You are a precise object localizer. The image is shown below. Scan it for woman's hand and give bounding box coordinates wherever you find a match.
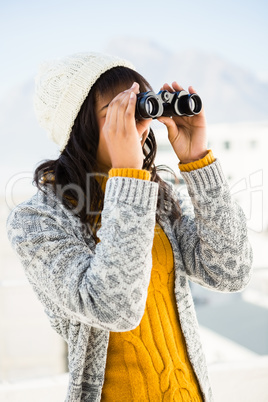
[103,82,152,170]
[158,82,208,164]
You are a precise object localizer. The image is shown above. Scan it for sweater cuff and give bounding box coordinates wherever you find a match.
[179,150,215,172]
[108,168,151,181]
[180,159,226,190]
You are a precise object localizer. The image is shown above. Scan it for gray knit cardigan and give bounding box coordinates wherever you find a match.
[6,160,252,401]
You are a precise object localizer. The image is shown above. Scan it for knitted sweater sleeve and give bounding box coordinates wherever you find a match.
[6,177,159,332]
[175,159,253,292]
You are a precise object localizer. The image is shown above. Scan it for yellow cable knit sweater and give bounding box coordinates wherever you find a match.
[101,151,215,401]
[101,222,202,401]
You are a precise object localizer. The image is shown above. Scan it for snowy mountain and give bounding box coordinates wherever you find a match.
[1,37,268,193]
[106,37,268,123]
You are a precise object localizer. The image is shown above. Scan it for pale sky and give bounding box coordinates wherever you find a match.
[1,0,268,97]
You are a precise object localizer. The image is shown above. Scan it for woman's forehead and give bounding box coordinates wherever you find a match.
[97,82,132,98]
[95,82,133,106]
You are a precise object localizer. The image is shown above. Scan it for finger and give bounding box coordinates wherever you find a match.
[188,85,197,94]
[105,91,123,128]
[125,92,137,134]
[105,99,119,136]
[162,83,174,92]
[131,82,140,94]
[116,92,133,134]
[124,81,140,95]
[109,82,139,112]
[157,116,179,140]
[158,116,176,128]
[106,85,134,131]
[105,82,140,136]
[105,90,129,134]
[171,81,184,92]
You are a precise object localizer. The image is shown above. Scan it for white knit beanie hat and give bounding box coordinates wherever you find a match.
[34,52,135,151]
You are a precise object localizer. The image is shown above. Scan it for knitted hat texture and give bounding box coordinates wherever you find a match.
[34,52,135,151]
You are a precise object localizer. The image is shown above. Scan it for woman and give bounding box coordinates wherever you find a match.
[6,52,252,401]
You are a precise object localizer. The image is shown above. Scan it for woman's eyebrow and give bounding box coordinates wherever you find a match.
[99,103,109,112]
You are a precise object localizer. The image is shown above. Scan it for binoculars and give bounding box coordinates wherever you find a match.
[135,90,202,119]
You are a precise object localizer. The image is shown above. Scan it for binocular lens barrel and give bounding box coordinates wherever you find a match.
[177,94,202,116]
[136,92,163,119]
[136,90,202,120]
[145,97,161,117]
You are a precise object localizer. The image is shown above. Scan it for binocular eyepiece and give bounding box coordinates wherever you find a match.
[135,90,202,120]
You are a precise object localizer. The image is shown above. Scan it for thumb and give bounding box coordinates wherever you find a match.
[158,116,178,139]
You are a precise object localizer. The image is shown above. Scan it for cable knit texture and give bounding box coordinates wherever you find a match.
[102,223,202,401]
[179,150,215,172]
[6,160,253,401]
[34,52,135,151]
[109,168,151,181]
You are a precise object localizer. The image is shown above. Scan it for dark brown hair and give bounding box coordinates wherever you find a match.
[34,66,180,241]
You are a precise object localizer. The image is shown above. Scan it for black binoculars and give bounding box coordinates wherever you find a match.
[135,90,202,119]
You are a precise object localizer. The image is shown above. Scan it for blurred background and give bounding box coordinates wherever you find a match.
[1,0,268,401]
